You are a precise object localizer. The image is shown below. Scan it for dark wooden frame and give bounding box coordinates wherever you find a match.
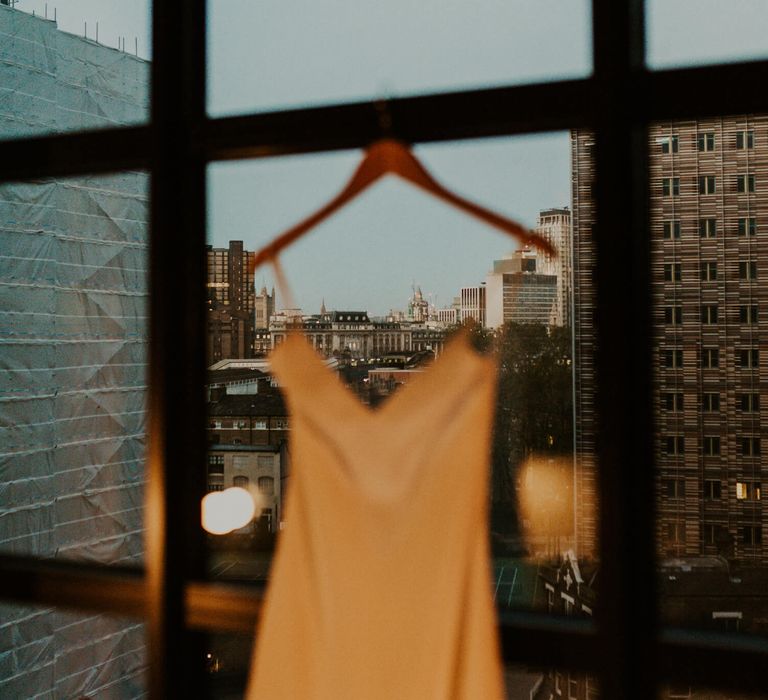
[1,0,768,697]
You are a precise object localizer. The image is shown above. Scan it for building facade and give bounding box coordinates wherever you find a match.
[0,6,148,698]
[573,117,768,563]
[460,284,487,326]
[536,207,573,328]
[207,385,290,534]
[485,250,559,329]
[207,240,256,362]
[269,310,446,358]
[254,284,275,331]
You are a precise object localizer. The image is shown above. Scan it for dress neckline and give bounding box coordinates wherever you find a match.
[269,329,495,423]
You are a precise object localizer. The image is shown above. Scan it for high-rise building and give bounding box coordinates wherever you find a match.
[206,241,256,362]
[572,117,768,563]
[484,249,559,329]
[460,284,486,326]
[536,208,573,328]
[255,283,276,330]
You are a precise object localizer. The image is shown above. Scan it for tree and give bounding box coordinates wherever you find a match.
[490,323,574,541]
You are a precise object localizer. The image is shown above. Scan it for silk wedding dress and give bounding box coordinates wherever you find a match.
[246,330,504,699]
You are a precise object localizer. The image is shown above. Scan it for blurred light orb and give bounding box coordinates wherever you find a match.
[201,487,256,534]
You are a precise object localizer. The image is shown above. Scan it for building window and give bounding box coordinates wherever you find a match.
[701,304,718,324]
[664,263,682,281]
[738,393,760,412]
[739,305,758,324]
[666,522,686,543]
[664,306,683,324]
[736,481,761,501]
[702,392,720,412]
[737,217,757,236]
[699,218,717,238]
[662,177,680,196]
[664,392,683,411]
[703,436,721,456]
[702,524,726,545]
[663,220,681,239]
[664,478,686,499]
[736,130,754,149]
[739,348,759,368]
[257,476,275,495]
[740,437,761,457]
[659,135,679,153]
[741,526,762,546]
[666,436,685,455]
[568,675,579,699]
[207,455,225,475]
[664,349,683,368]
[273,418,290,429]
[697,132,715,152]
[739,260,757,280]
[704,480,722,500]
[233,475,249,488]
[700,261,717,281]
[698,175,716,194]
[702,347,719,369]
[737,174,756,193]
[257,455,273,468]
[253,419,268,430]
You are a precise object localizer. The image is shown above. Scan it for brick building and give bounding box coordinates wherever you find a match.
[207,382,290,534]
[207,240,256,361]
[573,117,768,563]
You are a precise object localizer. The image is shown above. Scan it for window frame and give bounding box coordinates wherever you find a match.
[0,1,767,698]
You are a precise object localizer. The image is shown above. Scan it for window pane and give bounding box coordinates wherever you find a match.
[0,173,149,562]
[647,0,768,69]
[205,134,592,686]
[207,0,592,116]
[0,1,150,140]
[648,115,768,638]
[0,603,146,698]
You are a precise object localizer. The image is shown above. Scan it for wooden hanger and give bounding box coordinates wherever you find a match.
[250,138,555,272]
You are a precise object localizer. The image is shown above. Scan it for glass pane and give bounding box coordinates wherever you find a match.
[0,1,150,140]
[647,0,768,69]
[0,602,146,698]
[207,0,592,116]
[205,132,594,690]
[0,172,149,563]
[649,115,768,636]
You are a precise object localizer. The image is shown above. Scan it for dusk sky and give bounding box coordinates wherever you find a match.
[17,0,768,313]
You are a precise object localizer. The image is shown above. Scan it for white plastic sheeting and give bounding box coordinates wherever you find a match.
[0,6,149,698]
[0,5,148,138]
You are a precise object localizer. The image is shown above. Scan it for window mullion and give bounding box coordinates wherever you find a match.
[147,1,209,699]
[591,0,657,698]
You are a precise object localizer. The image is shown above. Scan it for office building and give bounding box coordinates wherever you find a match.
[536,208,573,328]
[572,117,768,563]
[460,285,487,326]
[207,241,256,362]
[484,249,559,329]
[255,283,276,330]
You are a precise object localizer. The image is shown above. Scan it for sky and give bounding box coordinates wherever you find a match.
[14,0,768,314]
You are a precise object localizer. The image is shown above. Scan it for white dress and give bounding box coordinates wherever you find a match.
[246,331,504,699]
